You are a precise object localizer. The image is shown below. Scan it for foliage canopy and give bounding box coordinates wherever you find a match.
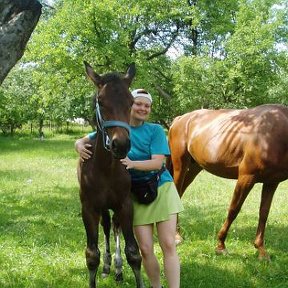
[0,0,287,133]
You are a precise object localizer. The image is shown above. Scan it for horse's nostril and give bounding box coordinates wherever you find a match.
[111,138,130,158]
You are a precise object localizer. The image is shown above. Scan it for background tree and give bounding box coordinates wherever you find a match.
[172,0,288,112]
[0,0,287,134]
[0,0,42,85]
[23,0,192,128]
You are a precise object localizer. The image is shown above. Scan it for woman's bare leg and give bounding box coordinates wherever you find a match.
[157,214,180,288]
[134,224,161,288]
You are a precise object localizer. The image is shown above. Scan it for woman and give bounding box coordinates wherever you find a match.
[75,89,184,288]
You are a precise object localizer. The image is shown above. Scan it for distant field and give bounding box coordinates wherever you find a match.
[0,134,287,287]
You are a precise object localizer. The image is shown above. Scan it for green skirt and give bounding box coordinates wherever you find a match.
[133,181,184,226]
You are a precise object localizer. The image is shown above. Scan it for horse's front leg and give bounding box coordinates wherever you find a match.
[101,210,112,278]
[112,215,123,282]
[117,201,144,288]
[254,182,278,260]
[216,175,255,255]
[175,161,202,244]
[82,206,101,288]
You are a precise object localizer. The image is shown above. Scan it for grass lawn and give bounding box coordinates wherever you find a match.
[0,134,288,287]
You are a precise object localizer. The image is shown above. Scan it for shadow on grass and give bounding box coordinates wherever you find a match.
[0,185,141,287]
[181,259,254,288]
[179,202,288,259]
[1,136,288,287]
[0,169,35,182]
[0,137,77,158]
[0,185,83,249]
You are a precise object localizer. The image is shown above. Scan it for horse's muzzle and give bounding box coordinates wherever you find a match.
[111,137,131,159]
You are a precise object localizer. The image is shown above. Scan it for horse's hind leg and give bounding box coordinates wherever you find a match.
[82,206,101,288]
[254,182,278,260]
[101,210,112,277]
[116,204,144,288]
[112,215,123,282]
[175,159,202,244]
[182,162,202,194]
[216,175,255,255]
[171,149,192,198]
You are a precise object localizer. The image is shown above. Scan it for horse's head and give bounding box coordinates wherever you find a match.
[84,61,135,159]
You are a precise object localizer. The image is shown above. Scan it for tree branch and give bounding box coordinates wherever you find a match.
[146,24,180,60]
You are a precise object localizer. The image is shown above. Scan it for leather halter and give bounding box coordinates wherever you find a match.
[95,99,131,151]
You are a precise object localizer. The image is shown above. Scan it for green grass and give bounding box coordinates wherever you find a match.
[1,134,288,287]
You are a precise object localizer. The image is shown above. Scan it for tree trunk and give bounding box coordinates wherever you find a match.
[38,117,44,138]
[0,0,42,85]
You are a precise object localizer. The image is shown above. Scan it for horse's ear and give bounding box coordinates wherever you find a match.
[124,62,136,86]
[84,61,103,88]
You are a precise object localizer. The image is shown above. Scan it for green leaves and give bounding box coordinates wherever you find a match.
[0,0,287,134]
[171,0,288,112]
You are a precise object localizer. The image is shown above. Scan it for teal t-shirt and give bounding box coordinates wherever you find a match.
[88,122,173,185]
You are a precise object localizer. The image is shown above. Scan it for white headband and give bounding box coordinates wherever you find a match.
[131,89,152,103]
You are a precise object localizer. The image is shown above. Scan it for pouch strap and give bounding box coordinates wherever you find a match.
[156,166,166,180]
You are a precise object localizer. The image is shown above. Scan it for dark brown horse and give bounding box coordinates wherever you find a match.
[168,104,288,260]
[78,62,144,287]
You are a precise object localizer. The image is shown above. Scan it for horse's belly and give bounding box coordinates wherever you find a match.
[255,163,288,183]
[201,162,239,179]
[189,140,242,180]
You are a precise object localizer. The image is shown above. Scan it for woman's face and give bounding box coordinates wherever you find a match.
[130,96,151,122]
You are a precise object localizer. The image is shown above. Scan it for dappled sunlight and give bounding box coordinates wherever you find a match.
[1,136,288,287]
[177,170,288,286]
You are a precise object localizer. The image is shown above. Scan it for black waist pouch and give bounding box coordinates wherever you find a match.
[131,167,165,204]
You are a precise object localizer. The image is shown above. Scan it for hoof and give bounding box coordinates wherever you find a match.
[175,233,183,245]
[258,253,271,262]
[215,248,228,256]
[257,247,271,262]
[101,272,109,278]
[115,272,123,282]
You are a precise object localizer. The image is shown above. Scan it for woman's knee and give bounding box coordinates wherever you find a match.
[159,237,177,255]
[138,242,154,258]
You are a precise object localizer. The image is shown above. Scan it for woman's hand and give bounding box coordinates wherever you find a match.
[75,138,93,162]
[120,155,164,171]
[120,157,134,169]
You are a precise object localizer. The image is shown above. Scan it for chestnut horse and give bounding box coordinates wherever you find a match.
[78,62,144,287]
[168,104,288,260]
